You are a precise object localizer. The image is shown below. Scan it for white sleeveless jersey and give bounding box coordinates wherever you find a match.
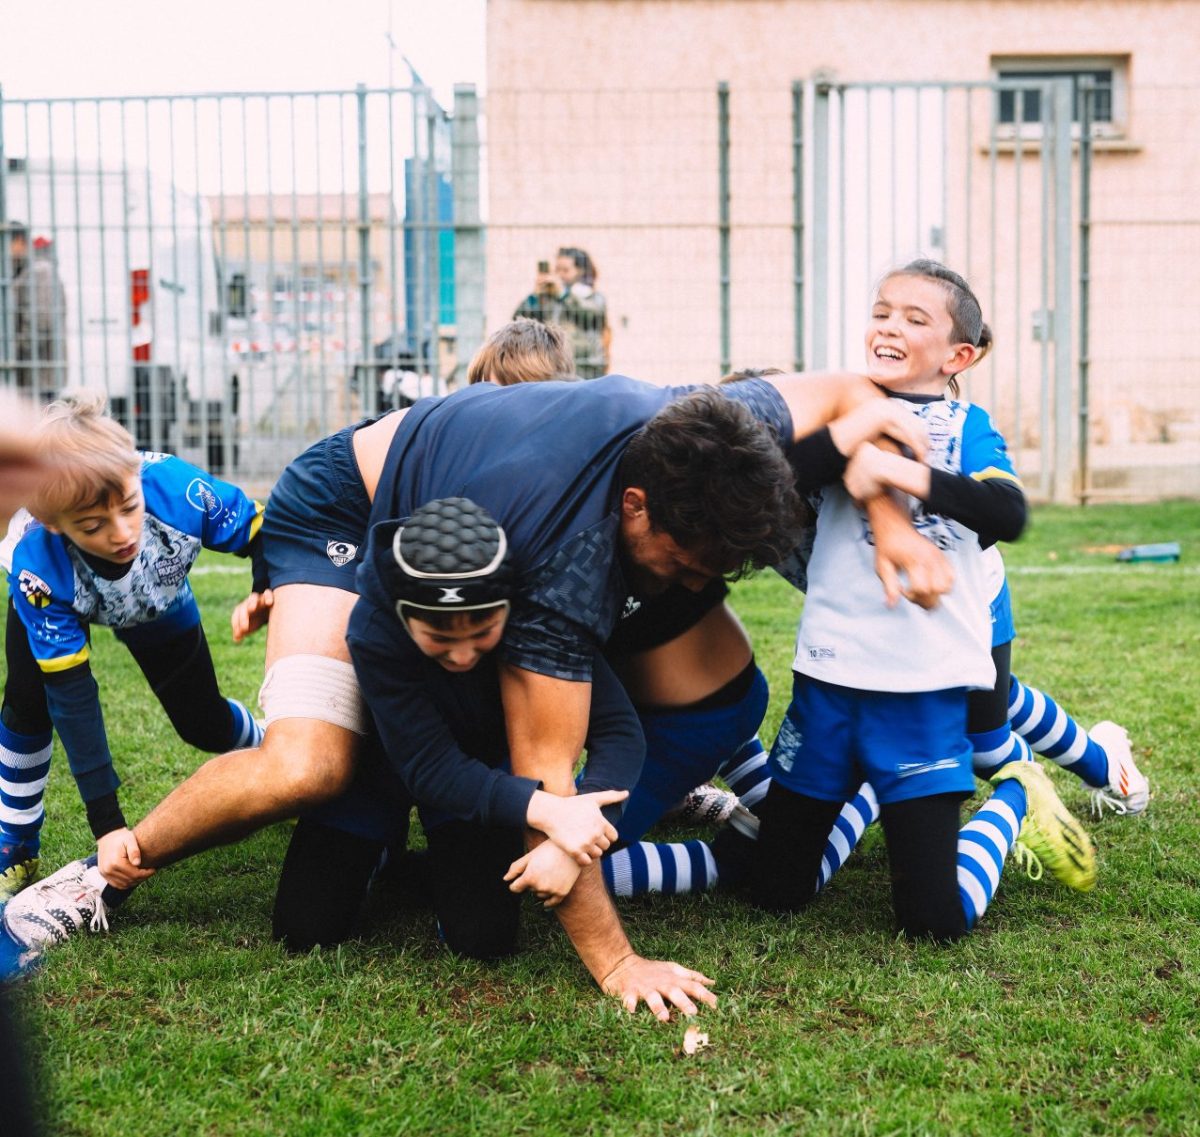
[795,396,1019,693]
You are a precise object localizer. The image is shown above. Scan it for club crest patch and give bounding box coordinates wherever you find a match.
[17,569,52,608]
[326,540,358,567]
[186,478,224,519]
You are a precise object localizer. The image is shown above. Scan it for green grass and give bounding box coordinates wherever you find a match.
[5,500,1200,1136]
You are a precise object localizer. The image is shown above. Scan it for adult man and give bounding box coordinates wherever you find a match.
[5,371,944,1016]
[8,224,67,400]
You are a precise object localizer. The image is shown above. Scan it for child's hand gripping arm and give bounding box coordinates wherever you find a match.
[503,839,583,908]
[525,787,627,865]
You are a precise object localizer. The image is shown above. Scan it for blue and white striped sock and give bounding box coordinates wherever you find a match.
[226,698,265,750]
[717,735,771,810]
[603,783,882,899]
[1008,676,1108,788]
[602,839,718,898]
[957,778,1026,929]
[0,719,53,845]
[969,723,1035,780]
[817,782,880,892]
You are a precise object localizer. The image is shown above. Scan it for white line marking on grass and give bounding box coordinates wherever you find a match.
[1007,564,1197,576]
[190,565,253,576]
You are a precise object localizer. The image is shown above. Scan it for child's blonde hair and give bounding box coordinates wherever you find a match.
[27,390,141,521]
[466,318,576,386]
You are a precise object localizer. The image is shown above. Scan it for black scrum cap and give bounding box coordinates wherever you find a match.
[387,497,513,616]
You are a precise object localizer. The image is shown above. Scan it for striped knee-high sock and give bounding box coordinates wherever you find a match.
[226,698,265,750]
[0,719,53,846]
[969,723,1035,780]
[957,778,1026,930]
[602,783,882,899]
[817,782,880,892]
[717,735,771,810]
[602,839,718,898]
[1008,676,1108,788]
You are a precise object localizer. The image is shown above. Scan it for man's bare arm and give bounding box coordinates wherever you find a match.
[767,370,927,455]
[498,663,717,1018]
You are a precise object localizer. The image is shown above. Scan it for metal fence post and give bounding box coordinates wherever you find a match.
[1077,77,1094,505]
[717,82,731,377]
[356,83,374,414]
[0,84,11,384]
[452,84,484,387]
[791,81,805,373]
[811,79,832,369]
[1051,79,1074,504]
[424,93,442,393]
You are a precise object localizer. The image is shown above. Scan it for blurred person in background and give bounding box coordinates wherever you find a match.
[8,224,67,403]
[0,388,50,1137]
[514,247,609,378]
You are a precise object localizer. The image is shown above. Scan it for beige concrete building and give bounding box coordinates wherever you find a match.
[485,0,1200,498]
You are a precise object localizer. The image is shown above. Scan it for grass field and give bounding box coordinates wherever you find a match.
[4,500,1199,1136]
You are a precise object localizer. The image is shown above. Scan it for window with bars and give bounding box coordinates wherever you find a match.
[992,57,1128,137]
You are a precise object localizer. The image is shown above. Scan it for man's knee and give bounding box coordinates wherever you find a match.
[258,724,358,810]
[255,652,367,809]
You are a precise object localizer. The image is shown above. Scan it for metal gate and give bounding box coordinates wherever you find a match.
[0,84,482,489]
[804,78,1077,501]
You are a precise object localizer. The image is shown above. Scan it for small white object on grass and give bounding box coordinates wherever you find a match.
[682,1024,710,1056]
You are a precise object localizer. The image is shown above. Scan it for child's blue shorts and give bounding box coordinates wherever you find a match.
[768,673,975,806]
[990,578,1015,647]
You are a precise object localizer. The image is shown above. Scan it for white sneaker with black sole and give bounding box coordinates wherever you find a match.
[2,858,110,973]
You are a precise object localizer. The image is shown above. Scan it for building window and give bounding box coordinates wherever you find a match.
[992,56,1128,138]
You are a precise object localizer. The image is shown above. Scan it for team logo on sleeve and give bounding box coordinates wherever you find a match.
[17,569,52,609]
[326,540,358,567]
[186,478,224,519]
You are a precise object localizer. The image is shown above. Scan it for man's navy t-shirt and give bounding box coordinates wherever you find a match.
[367,374,792,681]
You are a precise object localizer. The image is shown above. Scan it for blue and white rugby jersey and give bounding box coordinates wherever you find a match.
[795,395,1020,694]
[9,453,264,673]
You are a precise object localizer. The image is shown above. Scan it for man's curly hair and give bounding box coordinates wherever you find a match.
[618,389,805,579]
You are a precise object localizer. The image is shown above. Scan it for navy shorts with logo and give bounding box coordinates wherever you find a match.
[261,422,373,593]
[767,673,975,806]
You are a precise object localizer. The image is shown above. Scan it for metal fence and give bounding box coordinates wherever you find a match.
[3,78,1196,501]
[0,84,478,490]
[487,78,1199,503]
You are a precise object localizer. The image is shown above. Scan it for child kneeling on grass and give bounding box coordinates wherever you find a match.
[0,391,265,905]
[749,260,1097,939]
[273,495,637,958]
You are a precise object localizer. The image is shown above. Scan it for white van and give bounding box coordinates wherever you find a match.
[1,157,239,472]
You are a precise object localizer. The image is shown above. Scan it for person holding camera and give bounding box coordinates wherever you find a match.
[513,247,609,378]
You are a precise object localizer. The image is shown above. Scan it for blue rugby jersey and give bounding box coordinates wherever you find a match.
[346,517,645,827]
[7,453,263,808]
[10,453,263,673]
[367,374,792,683]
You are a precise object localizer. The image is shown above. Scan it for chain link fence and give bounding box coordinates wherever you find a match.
[0,84,464,491]
[3,78,1196,501]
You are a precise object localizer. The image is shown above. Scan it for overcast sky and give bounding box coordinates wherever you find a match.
[1,0,486,106]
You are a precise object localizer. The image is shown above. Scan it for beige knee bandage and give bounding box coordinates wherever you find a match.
[258,654,369,735]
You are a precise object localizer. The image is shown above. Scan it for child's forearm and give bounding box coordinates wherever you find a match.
[864,448,932,500]
[927,470,1027,544]
[42,665,125,837]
